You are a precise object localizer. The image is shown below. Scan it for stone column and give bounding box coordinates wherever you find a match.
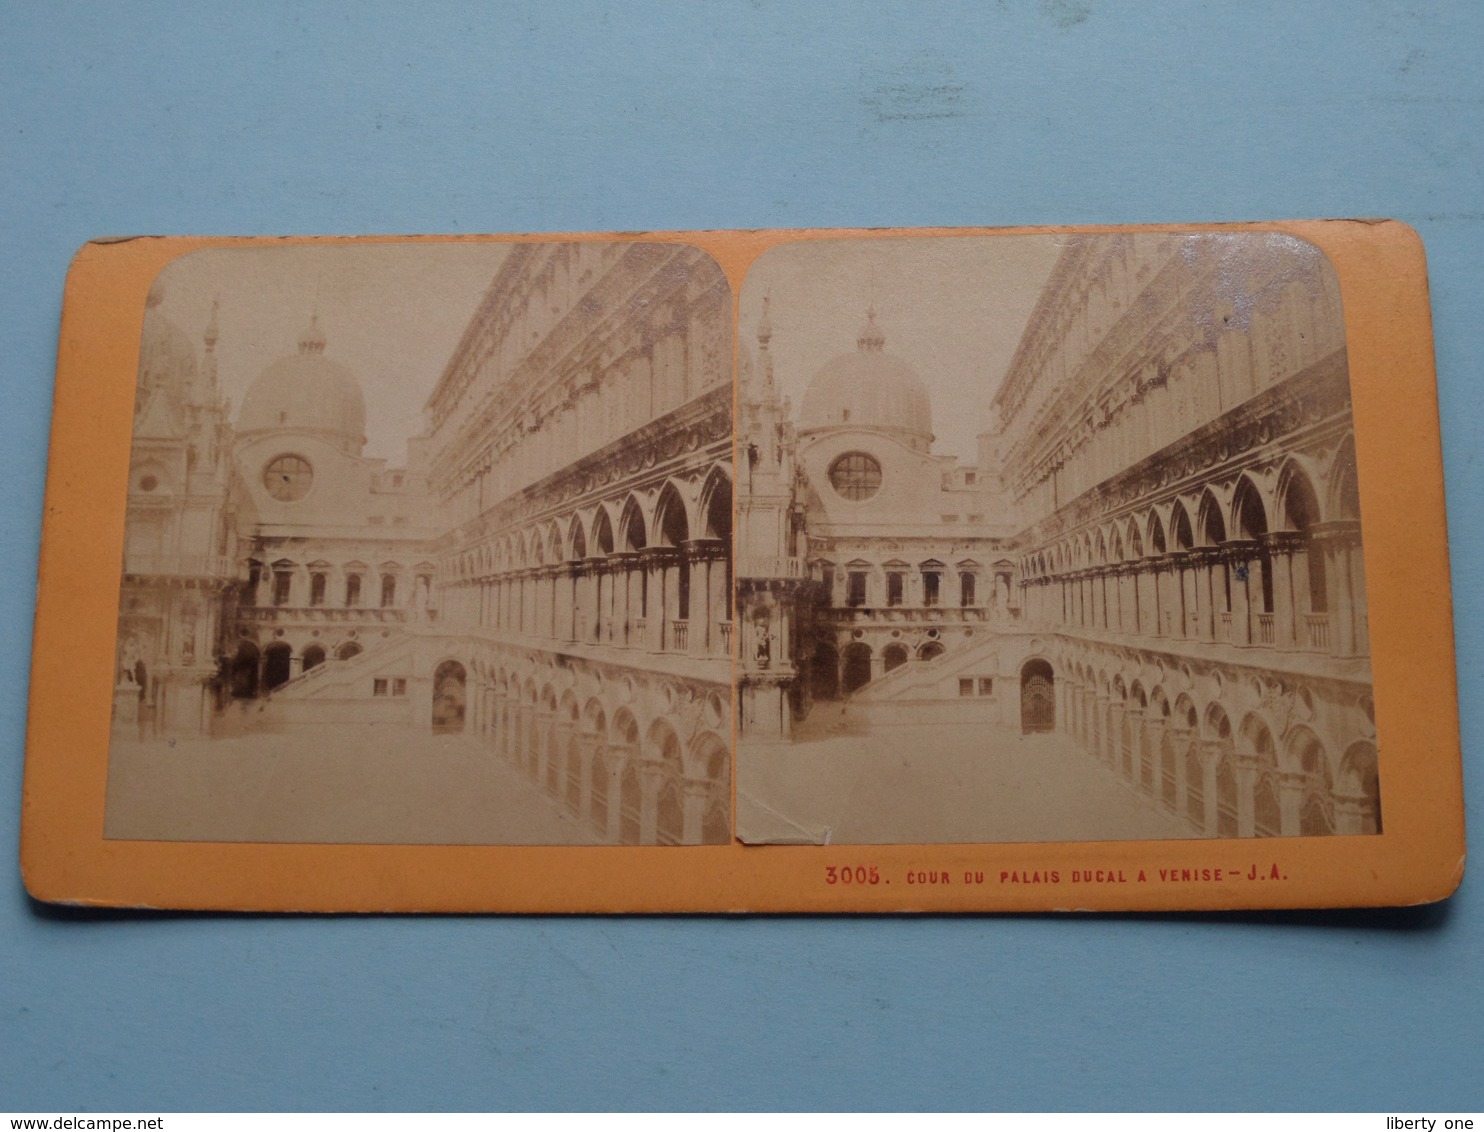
[684,538,725,656]
[1313,521,1364,656]
[1278,769,1307,836]
[639,760,664,846]
[1234,753,1259,837]
[1169,725,1193,816]
[560,563,578,640]
[1122,705,1144,782]
[1145,715,1167,796]
[1263,531,1303,650]
[681,778,711,845]
[578,736,599,825]
[584,557,607,642]
[1224,540,1261,646]
[1108,700,1126,773]
[1199,740,1224,837]
[604,748,630,844]
[1334,790,1377,836]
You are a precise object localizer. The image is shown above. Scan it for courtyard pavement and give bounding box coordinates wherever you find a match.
[104,723,602,844]
[737,714,1195,844]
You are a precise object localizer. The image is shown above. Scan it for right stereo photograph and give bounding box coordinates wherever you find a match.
[734,232,1377,846]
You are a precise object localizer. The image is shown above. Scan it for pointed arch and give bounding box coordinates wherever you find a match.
[1170,500,1194,551]
[1231,475,1269,541]
[1147,510,1167,555]
[591,506,616,556]
[654,480,691,548]
[1329,433,1361,522]
[618,494,647,552]
[568,513,588,561]
[699,464,733,542]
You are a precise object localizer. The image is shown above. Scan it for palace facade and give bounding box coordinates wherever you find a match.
[737,232,1379,839]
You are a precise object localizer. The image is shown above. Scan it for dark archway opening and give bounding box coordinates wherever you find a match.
[1020,658,1055,734]
[230,641,260,699]
[263,643,292,693]
[842,642,872,695]
[432,660,467,734]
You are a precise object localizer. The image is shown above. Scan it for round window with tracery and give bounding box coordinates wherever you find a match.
[263,454,313,501]
[828,452,882,501]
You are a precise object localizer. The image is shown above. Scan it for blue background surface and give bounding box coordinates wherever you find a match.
[2,1,1481,1112]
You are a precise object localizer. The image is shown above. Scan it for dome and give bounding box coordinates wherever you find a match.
[236,314,367,454]
[797,308,933,447]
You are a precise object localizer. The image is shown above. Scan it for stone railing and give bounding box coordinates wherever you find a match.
[123,553,236,579]
[737,556,805,579]
[1304,612,1331,650]
[241,606,409,624]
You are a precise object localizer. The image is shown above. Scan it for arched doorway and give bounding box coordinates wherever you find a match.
[263,642,292,692]
[336,640,363,662]
[301,644,326,673]
[842,642,872,694]
[810,643,840,702]
[230,641,260,699]
[882,643,908,673]
[432,660,467,734]
[1020,658,1055,734]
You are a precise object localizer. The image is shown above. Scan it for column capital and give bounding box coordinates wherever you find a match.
[1310,519,1363,547]
[682,537,728,562]
[1259,530,1306,554]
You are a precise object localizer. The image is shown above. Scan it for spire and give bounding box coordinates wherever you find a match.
[856,304,886,352]
[757,295,776,391]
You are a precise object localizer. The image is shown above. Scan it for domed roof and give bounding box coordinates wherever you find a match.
[236,314,367,454]
[798,308,933,446]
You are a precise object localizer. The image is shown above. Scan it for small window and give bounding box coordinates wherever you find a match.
[846,571,868,608]
[345,575,362,607]
[139,474,159,492]
[309,573,327,607]
[373,678,388,697]
[960,572,976,607]
[272,571,292,606]
[959,678,974,697]
[978,677,994,696]
[381,575,397,607]
[392,678,407,696]
[923,572,941,607]
[964,472,977,485]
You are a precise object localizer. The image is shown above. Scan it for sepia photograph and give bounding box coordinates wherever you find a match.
[735,232,1379,844]
[105,239,734,845]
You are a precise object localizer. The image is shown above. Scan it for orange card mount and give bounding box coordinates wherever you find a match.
[20,222,1465,912]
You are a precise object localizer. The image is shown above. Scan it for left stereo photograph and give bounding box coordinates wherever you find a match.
[103,240,735,846]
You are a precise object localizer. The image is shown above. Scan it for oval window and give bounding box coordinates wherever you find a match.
[828,452,882,501]
[264,454,314,501]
